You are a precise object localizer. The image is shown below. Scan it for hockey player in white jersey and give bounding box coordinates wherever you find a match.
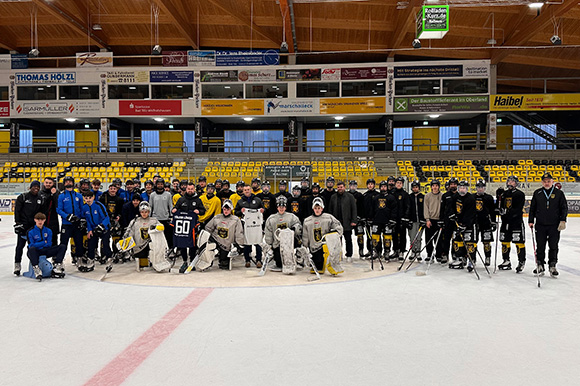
[121,201,171,272]
[302,197,344,275]
[205,200,246,270]
[264,196,302,273]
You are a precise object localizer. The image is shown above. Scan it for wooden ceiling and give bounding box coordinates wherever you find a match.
[0,0,579,92]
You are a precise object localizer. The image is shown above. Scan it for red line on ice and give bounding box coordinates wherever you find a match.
[83,287,213,386]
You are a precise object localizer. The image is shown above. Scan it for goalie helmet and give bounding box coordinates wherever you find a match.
[139,201,151,212]
[276,195,288,207]
[312,197,325,209]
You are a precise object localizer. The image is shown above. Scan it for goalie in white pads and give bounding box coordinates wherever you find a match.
[205,199,245,270]
[122,201,171,272]
[302,197,344,275]
[264,196,302,273]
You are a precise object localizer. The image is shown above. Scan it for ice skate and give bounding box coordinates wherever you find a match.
[346,256,353,263]
[466,259,474,273]
[416,253,422,262]
[383,251,391,261]
[52,263,66,278]
[515,261,525,273]
[449,258,464,269]
[549,266,559,277]
[179,261,188,273]
[409,252,416,261]
[270,265,283,272]
[399,251,404,261]
[484,256,491,266]
[440,255,448,264]
[33,265,43,281]
[498,259,512,270]
[388,251,398,261]
[14,262,21,276]
[533,265,545,276]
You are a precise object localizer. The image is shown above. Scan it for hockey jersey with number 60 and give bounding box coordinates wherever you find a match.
[171,212,198,248]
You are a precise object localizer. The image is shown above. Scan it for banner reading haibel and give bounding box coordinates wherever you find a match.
[319,97,386,115]
[490,94,580,111]
[201,100,264,116]
[76,52,113,67]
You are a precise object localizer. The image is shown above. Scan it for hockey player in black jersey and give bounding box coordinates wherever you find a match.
[371,181,397,260]
[257,180,276,223]
[391,177,410,261]
[349,180,367,258]
[449,180,477,271]
[275,180,292,200]
[287,185,303,221]
[497,176,527,272]
[362,178,379,258]
[474,179,496,266]
[320,176,336,204]
[440,177,459,264]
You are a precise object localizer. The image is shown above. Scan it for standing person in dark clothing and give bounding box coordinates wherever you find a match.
[391,177,410,261]
[497,175,527,273]
[275,180,292,200]
[349,180,367,258]
[217,179,234,204]
[371,181,397,260]
[320,176,336,204]
[173,182,205,270]
[257,180,276,223]
[474,179,496,266]
[40,177,60,245]
[328,181,357,262]
[287,185,303,221]
[424,179,443,262]
[408,180,425,261]
[362,178,379,258]
[121,193,142,229]
[57,176,85,265]
[449,180,477,271]
[234,184,264,268]
[440,177,458,265]
[300,177,312,204]
[13,181,44,276]
[387,176,396,193]
[529,172,568,277]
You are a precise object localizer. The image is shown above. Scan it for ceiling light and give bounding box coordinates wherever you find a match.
[82,87,89,90]
[176,85,183,88]
[154,118,165,122]
[429,114,440,119]
[550,35,562,45]
[335,123,340,127]
[376,83,383,86]
[84,124,90,128]
[224,86,231,89]
[65,118,77,122]
[412,39,421,49]
[129,86,136,90]
[487,39,497,45]
[320,89,327,93]
[168,124,174,129]
[92,24,102,31]
[423,121,429,125]
[497,118,503,123]
[152,45,162,55]
[0,124,5,128]
[28,48,39,58]
[243,117,254,122]
[37,87,44,91]
[334,116,345,121]
[528,2,544,8]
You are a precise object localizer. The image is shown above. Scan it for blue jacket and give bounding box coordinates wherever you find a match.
[57,189,84,225]
[27,225,52,249]
[141,191,151,202]
[92,189,103,201]
[81,201,110,232]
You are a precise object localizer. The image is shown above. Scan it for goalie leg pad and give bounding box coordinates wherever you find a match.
[278,228,297,275]
[196,243,216,271]
[324,232,344,276]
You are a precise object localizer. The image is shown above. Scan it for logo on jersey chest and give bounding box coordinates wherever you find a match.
[291,202,299,213]
[277,222,288,229]
[140,227,150,240]
[379,198,386,208]
[264,199,270,209]
[217,227,229,239]
[314,227,322,242]
[505,197,512,209]
[476,200,483,211]
[456,201,463,214]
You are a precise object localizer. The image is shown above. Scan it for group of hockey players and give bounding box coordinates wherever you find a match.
[11,169,567,281]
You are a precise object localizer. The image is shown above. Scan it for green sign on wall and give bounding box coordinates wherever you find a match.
[416,5,449,39]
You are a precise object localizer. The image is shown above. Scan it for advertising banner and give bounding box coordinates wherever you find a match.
[162,51,188,67]
[277,69,321,81]
[106,70,149,83]
[394,65,462,78]
[200,70,238,82]
[341,67,388,80]
[238,69,276,82]
[321,68,341,80]
[0,55,11,70]
[76,52,113,67]
[487,113,497,149]
[14,101,100,117]
[0,196,16,213]
[319,97,386,114]
[150,70,194,83]
[0,102,9,117]
[2,54,28,69]
[215,50,279,66]
[417,5,449,39]
[119,100,182,116]
[394,95,489,113]
[201,100,264,116]
[188,51,216,67]
[193,72,201,110]
[264,165,311,179]
[100,118,110,149]
[15,72,76,84]
[463,62,489,78]
[490,94,580,111]
[265,99,317,115]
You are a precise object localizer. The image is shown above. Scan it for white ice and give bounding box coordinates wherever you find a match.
[1,215,580,386]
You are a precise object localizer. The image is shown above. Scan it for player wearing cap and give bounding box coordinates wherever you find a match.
[205,199,245,270]
[529,172,568,277]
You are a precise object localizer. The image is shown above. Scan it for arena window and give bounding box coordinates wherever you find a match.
[19,129,33,153]
[57,130,75,152]
[395,80,440,96]
[513,124,555,150]
[349,128,369,151]
[297,82,339,98]
[108,85,150,99]
[307,129,325,152]
[393,127,412,151]
[202,84,243,99]
[17,85,57,100]
[342,81,386,97]
[442,78,488,94]
[0,86,7,100]
[59,85,99,100]
[246,83,288,99]
[224,130,283,153]
[439,126,460,151]
[151,84,193,99]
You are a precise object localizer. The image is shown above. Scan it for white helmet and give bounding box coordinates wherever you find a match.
[139,201,151,212]
[312,197,325,209]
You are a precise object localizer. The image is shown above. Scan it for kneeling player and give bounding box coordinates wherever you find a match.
[264,196,302,272]
[302,197,343,274]
[449,181,477,271]
[205,200,245,269]
[27,212,67,280]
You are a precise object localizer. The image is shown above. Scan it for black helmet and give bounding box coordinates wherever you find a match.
[63,176,74,184]
[458,180,469,187]
[80,178,90,186]
[198,176,207,182]
[430,179,440,186]
[112,178,122,186]
[396,176,405,183]
[145,180,154,186]
[252,177,261,183]
[236,180,245,187]
[215,179,223,185]
[506,175,519,184]
[292,185,301,191]
[411,180,420,188]
[261,180,270,186]
[301,176,309,182]
[279,180,287,186]
[164,182,171,188]
[475,179,486,188]
[379,180,388,187]
[156,178,165,185]
[326,176,335,182]
[448,177,459,185]
[387,176,396,182]
[349,180,357,186]
[206,183,215,190]
[366,178,376,185]
[312,182,320,189]
[222,179,230,186]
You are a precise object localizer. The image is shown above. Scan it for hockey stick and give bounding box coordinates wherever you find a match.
[416,227,442,276]
[405,225,427,271]
[307,253,321,281]
[493,196,502,274]
[531,226,541,288]
[398,225,424,271]
[454,221,479,280]
[474,248,492,278]
[258,250,274,277]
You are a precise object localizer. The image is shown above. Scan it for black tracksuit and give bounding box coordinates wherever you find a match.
[440,189,458,260]
[40,187,60,245]
[454,192,477,261]
[371,192,398,256]
[529,186,568,267]
[257,192,276,222]
[392,188,410,255]
[14,191,44,264]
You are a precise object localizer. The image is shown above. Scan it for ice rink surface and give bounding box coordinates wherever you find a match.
[2,216,580,386]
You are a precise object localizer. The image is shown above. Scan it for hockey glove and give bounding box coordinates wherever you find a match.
[150,224,157,231]
[66,214,80,224]
[78,219,88,232]
[557,221,566,231]
[404,219,413,230]
[448,213,457,222]
[491,222,497,232]
[496,187,505,198]
[388,219,397,228]
[13,223,25,235]
[499,208,507,216]
[94,224,106,236]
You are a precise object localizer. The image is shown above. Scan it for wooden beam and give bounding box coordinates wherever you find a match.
[497,78,579,93]
[31,0,107,49]
[0,32,18,51]
[387,0,422,57]
[205,0,280,46]
[278,0,294,53]
[151,0,198,49]
[502,54,580,72]
[492,0,578,65]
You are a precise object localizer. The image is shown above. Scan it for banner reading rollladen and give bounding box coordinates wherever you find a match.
[201,100,264,116]
[491,94,580,111]
[319,97,386,115]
